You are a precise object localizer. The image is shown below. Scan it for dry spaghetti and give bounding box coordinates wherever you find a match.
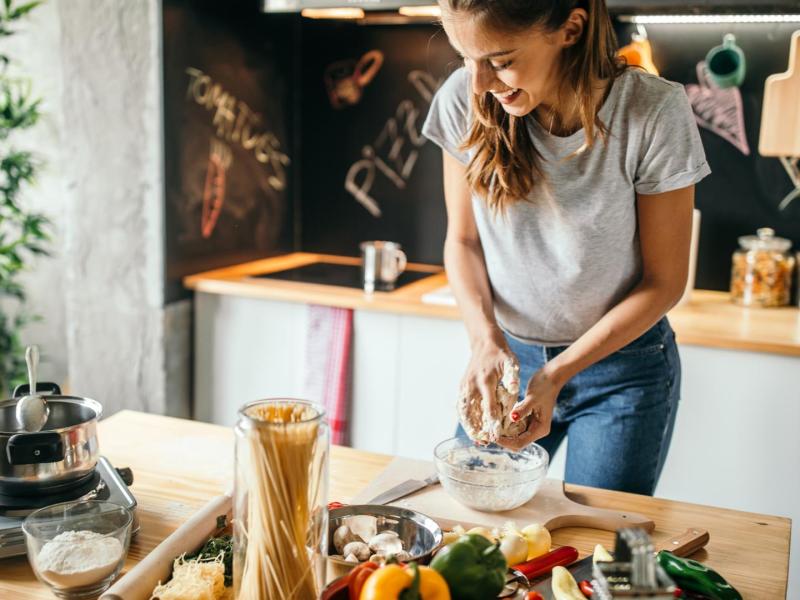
[234,401,327,600]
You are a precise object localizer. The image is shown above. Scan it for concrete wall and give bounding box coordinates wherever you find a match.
[5,0,189,417]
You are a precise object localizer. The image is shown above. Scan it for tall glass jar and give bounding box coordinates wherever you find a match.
[730,227,795,307]
[233,399,329,600]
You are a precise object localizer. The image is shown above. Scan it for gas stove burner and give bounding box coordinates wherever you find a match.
[0,456,137,558]
[0,471,103,513]
[0,468,100,499]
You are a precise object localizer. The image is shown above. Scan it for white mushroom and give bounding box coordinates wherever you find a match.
[344,553,360,563]
[345,515,378,543]
[393,550,412,562]
[343,541,371,561]
[369,554,385,564]
[369,532,404,556]
[333,525,358,554]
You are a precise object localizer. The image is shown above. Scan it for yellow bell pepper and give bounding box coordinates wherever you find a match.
[359,563,451,600]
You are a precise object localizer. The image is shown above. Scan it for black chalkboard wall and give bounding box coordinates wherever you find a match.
[163,3,800,298]
[614,22,800,291]
[163,0,296,302]
[298,23,456,265]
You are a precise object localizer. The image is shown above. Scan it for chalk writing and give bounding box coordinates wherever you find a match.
[185,67,290,191]
[686,61,750,156]
[345,70,443,217]
[201,139,232,238]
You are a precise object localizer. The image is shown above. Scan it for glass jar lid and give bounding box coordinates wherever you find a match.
[737,227,792,252]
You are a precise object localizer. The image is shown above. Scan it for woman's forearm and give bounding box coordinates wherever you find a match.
[444,236,502,349]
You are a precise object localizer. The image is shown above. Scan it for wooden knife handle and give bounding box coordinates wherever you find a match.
[655,527,710,557]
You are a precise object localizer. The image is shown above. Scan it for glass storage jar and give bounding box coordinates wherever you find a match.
[730,227,795,307]
[233,399,329,600]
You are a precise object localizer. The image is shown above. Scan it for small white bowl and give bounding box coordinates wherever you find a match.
[22,500,132,599]
[434,437,549,511]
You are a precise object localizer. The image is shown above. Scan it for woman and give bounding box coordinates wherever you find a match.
[422,0,709,495]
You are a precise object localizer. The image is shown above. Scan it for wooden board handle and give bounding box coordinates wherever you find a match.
[543,505,655,533]
[655,527,710,557]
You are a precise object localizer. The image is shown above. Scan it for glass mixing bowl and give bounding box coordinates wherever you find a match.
[433,437,549,512]
[22,500,132,599]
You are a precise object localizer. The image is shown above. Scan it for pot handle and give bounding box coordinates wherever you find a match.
[6,432,65,465]
[13,382,62,398]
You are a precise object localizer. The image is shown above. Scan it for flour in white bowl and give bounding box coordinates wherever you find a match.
[36,530,124,588]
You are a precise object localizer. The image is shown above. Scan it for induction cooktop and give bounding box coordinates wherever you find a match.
[250,261,439,290]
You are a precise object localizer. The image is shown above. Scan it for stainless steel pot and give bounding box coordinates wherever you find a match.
[0,383,102,494]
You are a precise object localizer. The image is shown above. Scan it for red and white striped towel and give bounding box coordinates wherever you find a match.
[303,305,354,445]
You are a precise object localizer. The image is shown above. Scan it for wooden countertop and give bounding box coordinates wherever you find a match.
[0,411,790,599]
[184,252,800,357]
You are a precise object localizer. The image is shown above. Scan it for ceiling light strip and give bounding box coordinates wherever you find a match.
[398,5,441,18]
[300,7,365,19]
[621,14,800,24]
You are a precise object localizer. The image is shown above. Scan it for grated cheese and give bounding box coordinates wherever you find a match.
[150,554,230,600]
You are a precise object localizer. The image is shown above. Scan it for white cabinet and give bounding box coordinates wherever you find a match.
[394,316,471,457]
[194,293,308,425]
[194,293,470,456]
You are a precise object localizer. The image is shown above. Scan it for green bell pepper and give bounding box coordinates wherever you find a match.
[657,550,742,600]
[430,533,507,600]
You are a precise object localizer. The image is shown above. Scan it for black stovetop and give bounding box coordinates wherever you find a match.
[250,261,438,291]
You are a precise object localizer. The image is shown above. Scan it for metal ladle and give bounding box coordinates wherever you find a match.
[15,345,49,432]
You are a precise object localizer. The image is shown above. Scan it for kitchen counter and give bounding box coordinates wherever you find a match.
[0,411,790,599]
[184,252,800,357]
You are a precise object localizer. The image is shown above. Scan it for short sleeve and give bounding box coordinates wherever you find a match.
[422,67,472,165]
[634,86,711,194]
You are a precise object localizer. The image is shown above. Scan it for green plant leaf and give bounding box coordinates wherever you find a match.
[10,2,41,19]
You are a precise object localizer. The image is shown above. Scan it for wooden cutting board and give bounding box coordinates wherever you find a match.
[352,457,654,533]
[759,29,800,156]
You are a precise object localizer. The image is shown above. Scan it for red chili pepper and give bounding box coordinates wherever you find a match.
[512,546,580,580]
[527,592,545,600]
[579,579,593,597]
[347,561,380,600]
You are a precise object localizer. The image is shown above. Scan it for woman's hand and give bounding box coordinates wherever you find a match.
[497,366,563,451]
[460,331,517,430]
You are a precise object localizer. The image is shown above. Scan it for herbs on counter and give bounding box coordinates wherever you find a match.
[186,534,232,587]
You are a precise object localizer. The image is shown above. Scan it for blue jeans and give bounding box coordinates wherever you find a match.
[457,318,680,496]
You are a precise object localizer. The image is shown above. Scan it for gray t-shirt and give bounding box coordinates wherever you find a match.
[422,67,710,345]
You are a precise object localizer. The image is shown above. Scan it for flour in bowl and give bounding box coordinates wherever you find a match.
[37,530,124,588]
[439,444,547,511]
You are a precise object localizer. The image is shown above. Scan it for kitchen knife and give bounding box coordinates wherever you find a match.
[365,473,439,505]
[530,527,710,598]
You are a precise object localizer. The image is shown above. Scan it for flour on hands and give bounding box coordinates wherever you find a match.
[458,358,527,443]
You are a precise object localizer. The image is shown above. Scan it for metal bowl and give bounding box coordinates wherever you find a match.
[327,504,443,582]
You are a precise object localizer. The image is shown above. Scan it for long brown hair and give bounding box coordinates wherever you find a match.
[442,0,624,212]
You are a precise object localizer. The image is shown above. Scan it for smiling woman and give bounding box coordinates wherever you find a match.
[422,0,711,495]
[439,0,623,212]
